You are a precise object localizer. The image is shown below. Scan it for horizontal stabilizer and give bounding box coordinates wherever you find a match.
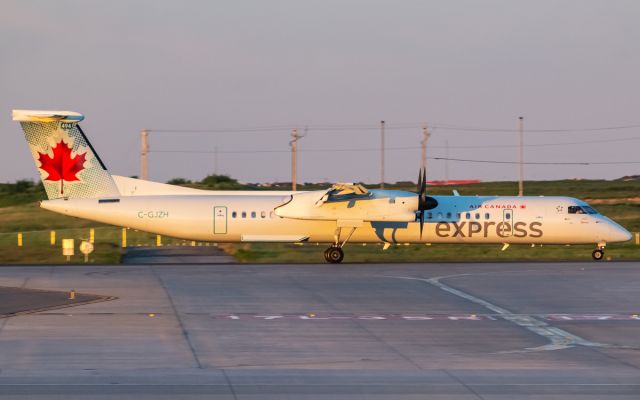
[12,110,84,122]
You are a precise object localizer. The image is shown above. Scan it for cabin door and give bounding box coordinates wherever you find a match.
[501,209,514,237]
[213,206,228,234]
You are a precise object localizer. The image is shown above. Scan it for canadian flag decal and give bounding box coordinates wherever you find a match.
[37,140,87,194]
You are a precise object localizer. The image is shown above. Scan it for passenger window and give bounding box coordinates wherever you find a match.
[261,211,266,218]
[241,211,246,218]
[465,212,471,219]
[426,212,432,219]
[251,211,256,218]
[269,211,274,218]
[456,213,461,219]
[475,213,480,219]
[437,212,443,219]
[505,213,511,220]
[485,213,490,220]
[232,211,237,218]
[446,212,452,219]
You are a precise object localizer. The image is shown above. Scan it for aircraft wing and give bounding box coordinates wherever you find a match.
[275,183,417,223]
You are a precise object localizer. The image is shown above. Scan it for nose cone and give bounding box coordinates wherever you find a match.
[607,220,632,243]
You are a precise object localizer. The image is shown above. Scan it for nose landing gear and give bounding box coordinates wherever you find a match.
[592,243,606,261]
[592,248,604,261]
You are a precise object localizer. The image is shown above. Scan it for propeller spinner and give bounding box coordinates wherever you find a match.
[416,168,438,238]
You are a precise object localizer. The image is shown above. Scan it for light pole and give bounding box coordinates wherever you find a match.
[380,120,385,188]
[445,139,450,182]
[140,129,149,180]
[421,124,431,175]
[290,128,298,191]
[518,116,524,196]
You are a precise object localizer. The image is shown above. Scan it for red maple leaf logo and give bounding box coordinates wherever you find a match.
[37,140,87,194]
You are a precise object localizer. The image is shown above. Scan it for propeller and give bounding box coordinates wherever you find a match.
[416,168,438,238]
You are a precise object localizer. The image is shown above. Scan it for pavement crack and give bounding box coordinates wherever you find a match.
[443,369,487,400]
[221,369,239,400]
[150,266,203,369]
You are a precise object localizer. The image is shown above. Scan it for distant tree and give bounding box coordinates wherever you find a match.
[12,179,35,193]
[199,174,243,189]
[167,178,192,185]
[200,174,237,186]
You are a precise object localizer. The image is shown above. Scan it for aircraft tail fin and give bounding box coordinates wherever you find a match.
[12,110,120,200]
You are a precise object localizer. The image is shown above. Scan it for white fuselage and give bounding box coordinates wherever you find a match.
[40,186,631,246]
[14,111,630,252]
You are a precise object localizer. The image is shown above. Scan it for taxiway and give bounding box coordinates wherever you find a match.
[0,261,638,399]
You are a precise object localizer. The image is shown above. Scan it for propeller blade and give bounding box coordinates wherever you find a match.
[415,167,433,239]
[419,168,426,210]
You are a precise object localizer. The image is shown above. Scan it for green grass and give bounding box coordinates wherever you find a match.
[0,227,160,264]
[0,226,210,264]
[0,178,639,264]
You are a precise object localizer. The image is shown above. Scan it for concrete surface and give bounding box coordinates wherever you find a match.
[0,262,638,398]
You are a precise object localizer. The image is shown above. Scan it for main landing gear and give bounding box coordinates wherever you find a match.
[324,225,357,264]
[324,246,344,263]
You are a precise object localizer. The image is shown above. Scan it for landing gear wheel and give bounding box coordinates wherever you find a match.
[592,249,604,261]
[324,246,344,264]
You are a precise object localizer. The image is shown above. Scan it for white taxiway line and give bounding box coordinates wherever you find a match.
[385,274,612,352]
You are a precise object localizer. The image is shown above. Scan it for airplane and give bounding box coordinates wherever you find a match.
[12,109,632,263]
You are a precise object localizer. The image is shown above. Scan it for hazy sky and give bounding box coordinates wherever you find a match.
[2,0,639,184]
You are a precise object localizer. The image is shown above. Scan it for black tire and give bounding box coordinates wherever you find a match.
[592,249,604,261]
[325,246,344,264]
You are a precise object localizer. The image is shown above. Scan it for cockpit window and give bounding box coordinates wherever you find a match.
[568,205,598,215]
